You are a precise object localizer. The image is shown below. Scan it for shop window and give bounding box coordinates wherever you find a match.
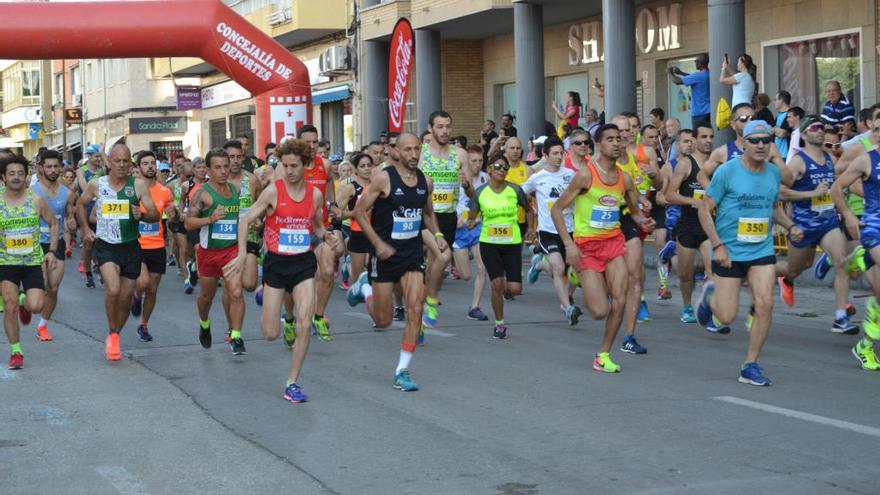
[666,57,697,129]
[230,113,254,146]
[554,74,588,128]
[209,118,227,150]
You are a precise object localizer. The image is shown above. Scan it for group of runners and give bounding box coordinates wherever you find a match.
[3,102,880,400]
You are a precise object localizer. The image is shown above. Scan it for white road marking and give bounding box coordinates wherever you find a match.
[95,465,151,495]
[714,396,880,438]
[342,312,455,336]
[0,369,17,380]
[424,328,455,337]
[35,405,68,426]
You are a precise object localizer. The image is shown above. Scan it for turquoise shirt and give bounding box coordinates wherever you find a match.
[706,157,781,262]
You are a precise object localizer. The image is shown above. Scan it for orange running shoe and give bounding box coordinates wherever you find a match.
[36,323,53,342]
[777,277,795,307]
[105,332,121,361]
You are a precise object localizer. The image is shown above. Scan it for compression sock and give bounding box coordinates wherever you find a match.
[10,342,21,354]
[200,318,211,330]
[229,329,241,340]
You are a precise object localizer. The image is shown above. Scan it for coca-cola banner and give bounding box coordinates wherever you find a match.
[387,18,414,133]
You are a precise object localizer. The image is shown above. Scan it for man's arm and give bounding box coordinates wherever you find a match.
[421,176,446,252]
[183,188,219,231]
[665,160,699,208]
[37,196,59,254]
[352,168,388,251]
[832,154,870,240]
[134,178,159,222]
[552,169,589,254]
[697,146,726,188]
[236,183,273,258]
[75,181,97,238]
[777,156,816,200]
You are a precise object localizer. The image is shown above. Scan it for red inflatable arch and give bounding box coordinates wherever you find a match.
[0,0,311,156]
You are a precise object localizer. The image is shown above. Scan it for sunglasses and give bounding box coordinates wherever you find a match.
[571,140,590,146]
[388,143,397,148]
[735,115,752,122]
[823,142,841,150]
[806,123,824,132]
[745,136,773,145]
[488,162,510,171]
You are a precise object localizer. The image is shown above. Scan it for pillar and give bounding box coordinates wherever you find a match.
[364,39,389,142]
[602,0,636,118]
[708,0,745,144]
[416,29,442,132]
[514,2,545,140]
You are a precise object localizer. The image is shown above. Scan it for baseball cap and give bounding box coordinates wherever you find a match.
[158,162,171,172]
[799,114,822,132]
[742,120,772,138]
[85,144,100,155]
[330,154,343,163]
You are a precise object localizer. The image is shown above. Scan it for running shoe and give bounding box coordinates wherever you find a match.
[283,383,309,403]
[493,323,508,339]
[694,270,707,283]
[184,280,194,295]
[347,271,369,307]
[229,337,246,355]
[136,324,153,342]
[503,292,515,301]
[527,254,542,284]
[8,352,23,370]
[696,281,715,327]
[187,261,199,287]
[105,332,121,361]
[706,318,731,335]
[422,299,438,328]
[167,254,177,267]
[199,324,211,349]
[847,303,857,317]
[312,315,332,342]
[620,335,647,354]
[657,287,672,300]
[85,274,96,289]
[636,300,652,322]
[592,352,621,373]
[36,323,53,341]
[658,240,677,264]
[852,338,880,371]
[777,276,795,307]
[680,305,696,323]
[831,316,859,335]
[17,297,31,326]
[339,279,351,290]
[844,245,867,275]
[739,362,771,386]
[813,253,832,281]
[64,246,72,259]
[340,255,350,284]
[865,297,880,340]
[393,306,406,321]
[255,285,263,307]
[393,369,419,391]
[77,260,85,278]
[467,307,489,321]
[565,305,582,326]
[418,326,425,346]
[130,293,143,318]
[283,319,296,350]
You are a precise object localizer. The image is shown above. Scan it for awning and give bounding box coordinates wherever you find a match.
[312,85,350,105]
[47,142,81,152]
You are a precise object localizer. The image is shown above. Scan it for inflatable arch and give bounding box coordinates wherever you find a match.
[0,0,311,156]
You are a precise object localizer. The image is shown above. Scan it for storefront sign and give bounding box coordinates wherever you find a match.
[387,18,414,134]
[130,117,187,134]
[176,86,202,110]
[64,108,82,124]
[568,2,681,66]
[201,80,252,109]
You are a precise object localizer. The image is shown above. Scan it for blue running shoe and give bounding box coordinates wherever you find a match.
[814,253,832,281]
[347,271,370,307]
[527,254,542,284]
[184,280,194,295]
[620,335,647,354]
[680,305,697,323]
[341,255,350,283]
[738,362,771,386]
[283,383,309,403]
[467,307,489,321]
[565,305,582,326]
[706,318,731,335]
[832,316,859,335]
[637,301,652,322]
[136,324,153,342]
[658,240,677,264]
[255,285,264,307]
[696,281,715,327]
[393,369,419,391]
[694,270,707,283]
[418,325,425,346]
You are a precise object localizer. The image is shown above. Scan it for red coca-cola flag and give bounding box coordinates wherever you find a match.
[388,18,414,133]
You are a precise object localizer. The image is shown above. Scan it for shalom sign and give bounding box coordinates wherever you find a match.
[568,2,681,66]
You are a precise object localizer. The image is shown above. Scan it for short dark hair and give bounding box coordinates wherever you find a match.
[367,140,383,148]
[485,119,496,128]
[543,136,564,153]
[264,142,277,156]
[136,150,156,165]
[731,102,754,115]
[428,110,451,127]
[420,130,431,141]
[595,124,620,142]
[223,140,243,152]
[205,149,229,167]
[640,124,658,135]
[39,149,62,165]
[649,108,666,120]
[387,131,400,139]
[297,124,318,138]
[776,90,791,105]
[789,106,805,119]
[453,136,468,147]
[317,139,331,149]
[695,123,714,135]
[0,154,29,176]
[275,138,313,163]
[859,108,873,123]
[465,144,483,155]
[678,129,696,139]
[502,113,514,122]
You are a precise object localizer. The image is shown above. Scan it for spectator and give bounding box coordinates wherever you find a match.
[551,91,581,130]
[668,52,710,129]
[317,139,331,160]
[820,80,855,132]
[664,118,682,162]
[719,53,756,107]
[648,108,665,131]
[754,93,774,126]
[500,113,517,137]
[480,119,498,161]
[772,90,792,158]
[785,106,805,162]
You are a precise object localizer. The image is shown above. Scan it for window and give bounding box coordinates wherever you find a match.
[502,83,517,118]
[55,73,63,101]
[209,118,227,149]
[70,66,81,96]
[22,63,40,98]
[230,114,253,147]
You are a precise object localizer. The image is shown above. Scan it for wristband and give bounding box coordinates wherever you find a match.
[713,243,725,252]
[434,232,444,238]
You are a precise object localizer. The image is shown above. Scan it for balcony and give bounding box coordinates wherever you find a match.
[360,1,411,42]
[410,0,512,33]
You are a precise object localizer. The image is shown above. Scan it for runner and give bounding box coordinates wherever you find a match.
[467,154,530,338]
[76,143,159,361]
[32,150,76,341]
[166,161,193,280]
[75,144,105,289]
[2,154,60,369]
[501,136,533,240]
[130,151,179,342]
[181,157,208,294]
[551,124,652,373]
[452,145,489,321]
[774,115,857,333]
[347,132,446,391]
[522,136,582,325]
[230,138,337,403]
[640,124,673,300]
[696,120,802,385]
[184,149,246,355]
[224,140,263,293]
[337,153,374,289]
[563,129,591,172]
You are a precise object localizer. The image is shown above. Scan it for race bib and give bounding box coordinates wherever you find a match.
[139,221,161,237]
[485,223,513,243]
[392,216,421,240]
[278,228,310,254]
[5,233,33,255]
[692,189,705,200]
[589,205,619,229]
[737,217,769,243]
[211,219,238,240]
[811,193,833,213]
[102,199,130,220]
[432,183,456,211]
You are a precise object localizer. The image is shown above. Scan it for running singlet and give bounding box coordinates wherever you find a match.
[420,144,460,214]
[198,183,240,250]
[521,167,575,234]
[95,176,139,244]
[371,166,429,263]
[237,173,259,242]
[859,149,880,246]
[846,137,873,216]
[617,152,651,215]
[564,152,589,172]
[349,181,366,232]
[676,156,704,228]
[457,171,488,224]
[473,182,528,245]
[264,180,315,256]
[790,150,838,231]
[32,182,68,243]
[305,156,329,225]
[726,141,743,161]
[138,182,174,250]
[574,161,625,241]
[505,160,529,223]
[0,190,42,266]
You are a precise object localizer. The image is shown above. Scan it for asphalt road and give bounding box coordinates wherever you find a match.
[2,250,879,495]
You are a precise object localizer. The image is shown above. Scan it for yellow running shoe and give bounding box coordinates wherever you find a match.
[592,352,621,373]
